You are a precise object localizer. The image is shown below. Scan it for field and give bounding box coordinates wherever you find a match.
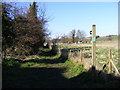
[97,35,118,42]
[57,41,119,71]
[57,41,118,49]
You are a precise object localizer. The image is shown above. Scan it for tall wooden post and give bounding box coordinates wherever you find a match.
[92,25,96,67]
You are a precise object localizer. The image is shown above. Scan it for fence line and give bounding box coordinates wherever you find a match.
[95,49,120,76]
[59,46,120,76]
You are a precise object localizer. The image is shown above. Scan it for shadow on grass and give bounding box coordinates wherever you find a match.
[38,46,59,57]
[3,66,68,88]
[2,48,120,88]
[3,59,120,89]
[38,48,57,57]
[21,49,69,64]
[69,66,120,88]
[3,62,120,88]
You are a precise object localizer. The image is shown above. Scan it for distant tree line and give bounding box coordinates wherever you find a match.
[2,2,49,59]
[53,29,86,43]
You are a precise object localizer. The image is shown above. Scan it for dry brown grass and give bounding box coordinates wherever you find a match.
[60,41,118,49]
[96,41,118,49]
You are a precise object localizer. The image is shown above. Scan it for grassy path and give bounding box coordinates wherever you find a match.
[3,49,87,88]
[2,48,120,88]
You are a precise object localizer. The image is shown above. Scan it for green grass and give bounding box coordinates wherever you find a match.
[97,35,118,41]
[96,47,118,63]
[2,48,120,88]
[2,50,87,88]
[95,47,119,73]
[116,63,120,69]
[59,43,119,73]
[20,58,86,79]
[62,60,87,79]
[59,44,119,73]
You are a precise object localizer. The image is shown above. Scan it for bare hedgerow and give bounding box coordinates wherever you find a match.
[2,2,49,59]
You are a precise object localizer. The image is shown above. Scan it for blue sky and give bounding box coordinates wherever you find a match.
[14,2,118,39]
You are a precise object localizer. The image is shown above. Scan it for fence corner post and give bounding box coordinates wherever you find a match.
[108,49,112,74]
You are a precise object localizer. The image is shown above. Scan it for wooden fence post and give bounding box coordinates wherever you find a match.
[92,25,96,67]
[80,49,83,63]
[108,49,112,74]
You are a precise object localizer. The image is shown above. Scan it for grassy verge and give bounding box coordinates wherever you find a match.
[2,50,87,88]
[20,58,86,79]
[2,48,120,88]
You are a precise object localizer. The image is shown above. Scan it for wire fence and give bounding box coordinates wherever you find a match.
[58,45,120,76]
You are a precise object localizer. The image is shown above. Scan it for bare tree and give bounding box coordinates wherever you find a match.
[60,34,70,43]
[69,29,86,43]
[76,30,86,42]
[70,29,76,43]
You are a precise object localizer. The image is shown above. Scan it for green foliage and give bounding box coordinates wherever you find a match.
[21,62,36,67]
[117,63,120,67]
[3,59,20,68]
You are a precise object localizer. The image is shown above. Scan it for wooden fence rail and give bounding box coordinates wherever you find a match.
[109,59,120,75]
[60,47,120,76]
[99,49,120,76]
